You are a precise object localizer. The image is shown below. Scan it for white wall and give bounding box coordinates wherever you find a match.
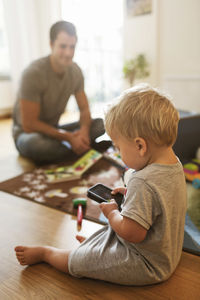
[123,0,200,112]
[159,0,200,112]
[123,0,159,87]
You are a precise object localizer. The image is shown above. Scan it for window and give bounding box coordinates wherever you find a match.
[0,0,10,77]
[62,0,123,115]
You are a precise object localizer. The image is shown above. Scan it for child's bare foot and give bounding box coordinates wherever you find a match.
[15,246,47,266]
[76,235,86,243]
[15,245,71,273]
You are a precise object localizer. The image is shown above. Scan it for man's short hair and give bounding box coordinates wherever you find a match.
[50,20,77,43]
[105,83,180,147]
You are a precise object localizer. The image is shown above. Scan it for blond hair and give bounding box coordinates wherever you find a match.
[105,83,179,146]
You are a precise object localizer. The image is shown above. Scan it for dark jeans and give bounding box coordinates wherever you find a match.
[15,118,105,164]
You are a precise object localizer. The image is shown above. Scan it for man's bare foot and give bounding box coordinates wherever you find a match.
[76,235,86,243]
[15,246,48,266]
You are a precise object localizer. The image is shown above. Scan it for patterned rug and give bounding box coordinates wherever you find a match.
[0,158,124,225]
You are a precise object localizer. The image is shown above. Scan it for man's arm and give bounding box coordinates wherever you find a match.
[20,99,73,142]
[75,90,92,133]
[20,99,90,154]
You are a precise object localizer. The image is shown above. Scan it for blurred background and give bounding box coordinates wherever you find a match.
[0,0,200,118]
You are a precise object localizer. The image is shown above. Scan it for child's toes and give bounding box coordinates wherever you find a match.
[16,256,22,263]
[16,255,24,262]
[19,257,25,263]
[21,259,26,264]
[76,235,86,243]
[16,252,24,257]
[15,246,25,252]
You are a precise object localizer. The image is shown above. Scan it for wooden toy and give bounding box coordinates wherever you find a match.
[73,198,87,231]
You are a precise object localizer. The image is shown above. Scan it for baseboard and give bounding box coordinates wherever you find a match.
[0,107,12,119]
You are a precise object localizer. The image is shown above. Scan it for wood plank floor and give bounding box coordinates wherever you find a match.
[0,117,200,300]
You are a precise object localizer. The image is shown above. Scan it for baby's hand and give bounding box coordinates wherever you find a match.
[100,199,118,218]
[111,186,126,195]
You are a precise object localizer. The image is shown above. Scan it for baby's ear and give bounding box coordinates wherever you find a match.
[134,137,147,156]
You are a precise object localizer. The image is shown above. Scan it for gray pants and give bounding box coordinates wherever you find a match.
[14,118,105,164]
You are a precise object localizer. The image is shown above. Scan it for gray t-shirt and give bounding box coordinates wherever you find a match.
[120,162,187,280]
[68,161,187,285]
[12,56,84,140]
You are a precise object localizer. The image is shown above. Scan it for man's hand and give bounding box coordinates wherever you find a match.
[68,131,90,155]
[100,199,119,219]
[74,128,90,147]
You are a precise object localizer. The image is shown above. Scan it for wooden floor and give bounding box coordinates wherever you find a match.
[0,117,200,300]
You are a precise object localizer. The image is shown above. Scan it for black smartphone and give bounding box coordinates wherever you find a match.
[87,183,124,210]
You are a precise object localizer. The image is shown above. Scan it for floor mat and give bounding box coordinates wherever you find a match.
[183,213,200,256]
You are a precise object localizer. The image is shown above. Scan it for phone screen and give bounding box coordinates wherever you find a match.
[89,184,113,201]
[87,184,124,209]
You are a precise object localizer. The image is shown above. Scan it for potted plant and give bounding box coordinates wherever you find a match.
[123,54,150,86]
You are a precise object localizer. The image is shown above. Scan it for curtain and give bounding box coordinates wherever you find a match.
[3,0,61,98]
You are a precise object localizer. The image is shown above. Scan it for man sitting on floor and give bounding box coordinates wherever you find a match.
[12,20,106,164]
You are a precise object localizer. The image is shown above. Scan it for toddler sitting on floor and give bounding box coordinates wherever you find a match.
[15,83,187,285]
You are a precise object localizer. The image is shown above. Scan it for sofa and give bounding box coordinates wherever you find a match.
[173,110,200,255]
[173,110,200,162]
